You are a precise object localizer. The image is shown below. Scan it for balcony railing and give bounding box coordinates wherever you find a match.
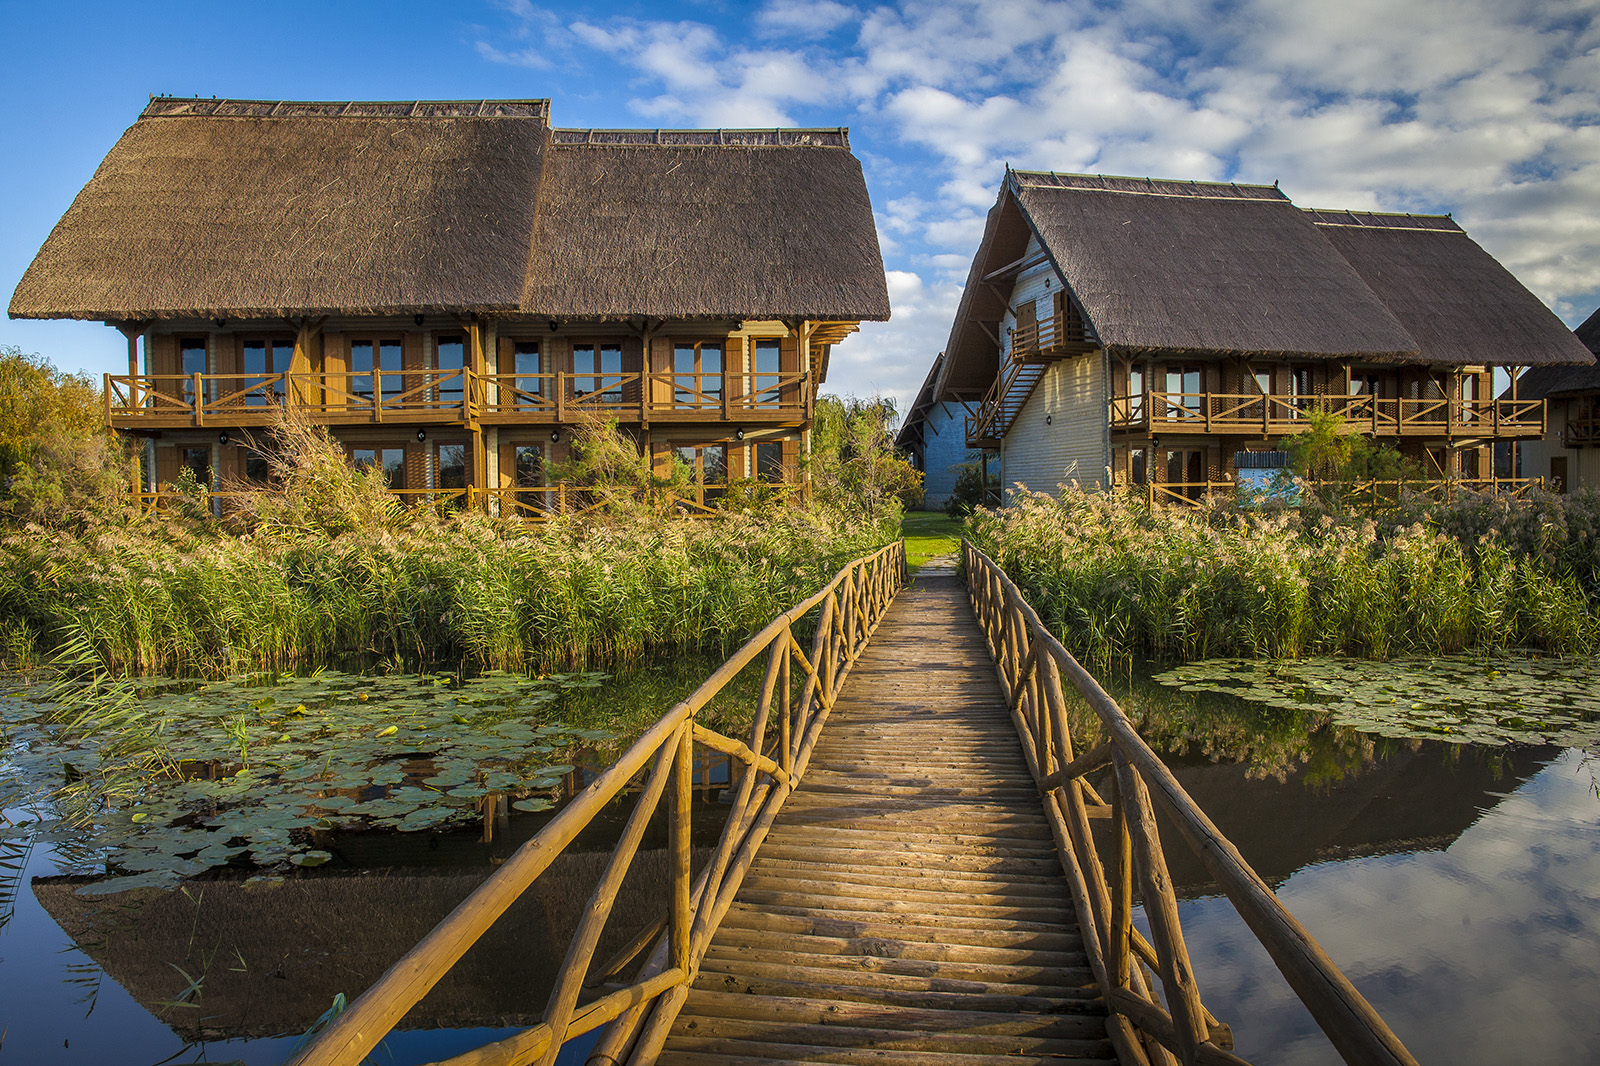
[105,369,813,427]
[1563,417,1600,448]
[1108,391,1544,438]
[1009,308,1097,361]
[1129,477,1544,508]
[132,482,788,521]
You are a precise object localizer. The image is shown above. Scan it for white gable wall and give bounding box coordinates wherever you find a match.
[994,234,1110,495]
[1000,353,1109,495]
[1521,402,1600,490]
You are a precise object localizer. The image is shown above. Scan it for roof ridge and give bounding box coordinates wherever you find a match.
[1306,208,1461,233]
[551,127,850,148]
[140,97,549,120]
[1009,169,1287,202]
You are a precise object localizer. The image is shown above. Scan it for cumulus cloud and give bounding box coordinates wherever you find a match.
[471,0,1600,399]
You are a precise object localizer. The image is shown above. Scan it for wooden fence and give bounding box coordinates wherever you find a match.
[963,541,1420,1066]
[285,540,906,1066]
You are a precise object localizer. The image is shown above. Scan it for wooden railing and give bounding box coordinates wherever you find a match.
[966,358,1044,446]
[1135,477,1544,508]
[1109,392,1545,438]
[285,541,906,1066]
[1563,416,1600,448]
[1010,308,1098,360]
[105,369,812,426]
[963,541,1419,1066]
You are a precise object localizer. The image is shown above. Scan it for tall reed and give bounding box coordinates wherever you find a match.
[966,487,1599,670]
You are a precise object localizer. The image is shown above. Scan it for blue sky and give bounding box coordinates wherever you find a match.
[3,0,1598,411]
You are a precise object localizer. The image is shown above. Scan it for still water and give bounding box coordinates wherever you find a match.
[2,656,1598,1064]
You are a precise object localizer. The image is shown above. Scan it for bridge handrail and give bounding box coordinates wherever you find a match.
[962,541,1420,1066]
[286,540,906,1066]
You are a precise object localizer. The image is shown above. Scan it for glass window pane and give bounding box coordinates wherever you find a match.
[381,450,405,490]
[351,341,374,396]
[756,441,784,482]
[754,340,781,407]
[181,339,207,404]
[601,344,622,401]
[245,450,272,482]
[243,342,267,405]
[438,444,467,490]
[436,336,463,404]
[514,342,542,400]
[703,445,726,484]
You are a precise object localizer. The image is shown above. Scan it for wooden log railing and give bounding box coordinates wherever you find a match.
[962,540,1420,1066]
[285,540,907,1066]
[1133,477,1545,509]
[1107,391,1546,438]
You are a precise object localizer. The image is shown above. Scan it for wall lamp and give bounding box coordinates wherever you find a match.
[550,430,561,443]
[1044,414,1052,426]
[416,429,427,442]
[217,431,230,445]
[214,318,226,328]
[414,314,425,326]
[735,428,746,441]
[548,320,560,333]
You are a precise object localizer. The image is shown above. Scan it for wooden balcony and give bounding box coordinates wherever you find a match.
[1109,391,1545,440]
[1010,308,1097,361]
[1562,417,1600,448]
[104,369,814,429]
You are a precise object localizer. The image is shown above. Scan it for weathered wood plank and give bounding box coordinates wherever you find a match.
[663,568,1113,1064]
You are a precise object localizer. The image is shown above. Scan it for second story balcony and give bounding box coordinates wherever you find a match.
[1108,391,1546,439]
[104,367,814,429]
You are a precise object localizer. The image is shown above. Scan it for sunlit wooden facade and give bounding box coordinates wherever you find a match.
[913,171,1593,503]
[10,98,889,514]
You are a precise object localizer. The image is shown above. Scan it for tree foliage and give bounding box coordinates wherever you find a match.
[809,396,922,533]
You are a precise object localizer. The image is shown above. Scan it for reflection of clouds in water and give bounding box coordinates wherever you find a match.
[1163,750,1600,1065]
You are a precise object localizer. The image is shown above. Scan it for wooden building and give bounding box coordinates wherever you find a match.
[915,170,1593,502]
[893,352,982,510]
[1517,307,1600,491]
[8,98,889,514]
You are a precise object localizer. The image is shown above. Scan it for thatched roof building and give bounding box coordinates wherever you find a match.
[930,168,1592,408]
[9,98,888,323]
[1520,305,1600,400]
[1306,210,1595,369]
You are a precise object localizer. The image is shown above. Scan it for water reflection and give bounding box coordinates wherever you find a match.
[1103,676,1600,1065]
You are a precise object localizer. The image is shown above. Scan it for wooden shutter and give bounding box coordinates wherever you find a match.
[1013,298,1037,355]
[724,336,744,408]
[780,336,800,409]
[621,336,644,407]
[317,333,345,412]
[155,445,179,491]
[402,332,425,406]
[781,437,799,481]
[150,334,179,399]
[404,442,425,493]
[650,337,674,409]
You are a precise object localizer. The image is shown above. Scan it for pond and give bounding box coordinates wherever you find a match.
[2,651,1597,1064]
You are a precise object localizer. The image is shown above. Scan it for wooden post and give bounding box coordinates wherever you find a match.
[670,723,692,976]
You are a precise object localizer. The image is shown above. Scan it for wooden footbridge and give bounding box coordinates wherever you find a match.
[289,543,1420,1066]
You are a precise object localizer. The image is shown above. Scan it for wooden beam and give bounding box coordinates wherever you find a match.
[983,251,1049,282]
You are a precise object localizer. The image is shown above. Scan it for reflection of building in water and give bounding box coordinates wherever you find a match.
[1120,741,1560,896]
[34,847,708,1042]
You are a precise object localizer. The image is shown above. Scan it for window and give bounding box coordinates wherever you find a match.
[1164,366,1201,419]
[436,444,467,491]
[1552,456,1568,494]
[352,447,405,490]
[675,443,728,504]
[513,443,547,512]
[573,343,623,403]
[1127,364,1145,421]
[351,339,402,400]
[1252,370,1272,395]
[181,446,212,488]
[1349,373,1380,396]
[181,338,207,405]
[241,338,292,405]
[244,449,274,484]
[753,340,782,408]
[1130,447,1147,486]
[1166,449,1204,500]
[755,440,785,483]
[1460,448,1481,479]
[436,335,466,406]
[513,341,542,403]
[1291,366,1316,415]
[674,342,723,408]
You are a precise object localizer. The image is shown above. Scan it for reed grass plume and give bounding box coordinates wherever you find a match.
[966,485,1600,670]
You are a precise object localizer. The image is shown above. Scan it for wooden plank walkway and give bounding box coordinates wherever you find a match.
[659,564,1116,1065]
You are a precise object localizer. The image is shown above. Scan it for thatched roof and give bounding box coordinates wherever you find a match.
[1010,171,1419,360]
[894,352,944,449]
[522,132,888,321]
[1510,304,1600,399]
[1308,210,1595,369]
[9,100,887,323]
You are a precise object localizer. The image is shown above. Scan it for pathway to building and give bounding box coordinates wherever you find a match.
[658,561,1117,1065]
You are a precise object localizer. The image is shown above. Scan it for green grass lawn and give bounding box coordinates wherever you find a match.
[901,510,965,570]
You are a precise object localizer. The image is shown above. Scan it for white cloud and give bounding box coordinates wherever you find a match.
[754,0,860,40]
